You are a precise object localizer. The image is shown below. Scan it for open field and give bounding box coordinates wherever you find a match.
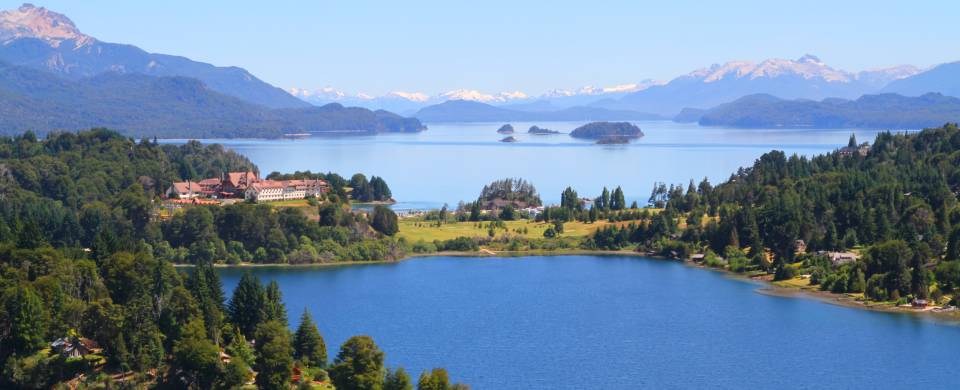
[398,218,623,242]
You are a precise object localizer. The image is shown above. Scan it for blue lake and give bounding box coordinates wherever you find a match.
[219,256,960,389]
[167,121,889,210]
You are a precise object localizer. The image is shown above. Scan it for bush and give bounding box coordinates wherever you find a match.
[437,237,479,252]
[411,240,437,253]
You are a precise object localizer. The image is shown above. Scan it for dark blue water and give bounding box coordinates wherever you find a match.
[164,121,888,210]
[218,256,960,389]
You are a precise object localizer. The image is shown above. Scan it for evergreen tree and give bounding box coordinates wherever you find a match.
[293,309,327,368]
[228,272,265,339]
[330,335,386,390]
[600,187,610,211]
[263,280,287,326]
[385,367,413,390]
[417,368,451,390]
[171,319,222,389]
[610,186,626,210]
[560,187,579,210]
[371,205,400,236]
[469,201,481,222]
[255,320,294,390]
[1,286,48,355]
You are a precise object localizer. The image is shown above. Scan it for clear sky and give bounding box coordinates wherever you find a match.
[7,0,960,95]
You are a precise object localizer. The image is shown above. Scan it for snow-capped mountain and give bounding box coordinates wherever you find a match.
[595,55,921,115]
[289,55,930,116]
[0,3,92,47]
[289,82,664,112]
[0,3,306,108]
[438,89,530,103]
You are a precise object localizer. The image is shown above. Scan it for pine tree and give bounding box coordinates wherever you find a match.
[610,186,626,210]
[2,286,48,354]
[330,335,386,390]
[600,187,610,211]
[263,280,287,326]
[384,367,413,390]
[228,272,265,339]
[255,320,294,390]
[293,309,327,368]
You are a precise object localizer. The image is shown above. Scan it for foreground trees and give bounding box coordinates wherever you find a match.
[0,129,460,388]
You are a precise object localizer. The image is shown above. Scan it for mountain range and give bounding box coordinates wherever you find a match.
[695,93,960,129]
[291,54,960,122]
[413,100,661,123]
[0,61,423,138]
[288,81,664,115]
[2,3,959,133]
[592,55,922,115]
[0,3,423,137]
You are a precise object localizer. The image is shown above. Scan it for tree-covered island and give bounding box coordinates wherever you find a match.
[569,121,643,140]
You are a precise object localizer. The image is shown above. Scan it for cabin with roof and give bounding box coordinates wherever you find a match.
[838,143,870,157]
[51,336,101,358]
[166,181,200,199]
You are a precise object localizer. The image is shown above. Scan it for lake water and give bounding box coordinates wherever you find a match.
[218,256,960,389]
[168,121,888,210]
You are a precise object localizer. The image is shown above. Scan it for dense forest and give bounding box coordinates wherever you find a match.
[0,129,403,266]
[0,129,462,388]
[562,124,960,304]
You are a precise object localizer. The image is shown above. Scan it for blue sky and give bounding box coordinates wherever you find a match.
[8,0,960,95]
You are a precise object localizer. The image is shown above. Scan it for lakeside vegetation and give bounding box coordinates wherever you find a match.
[397,125,960,312]
[7,123,960,386]
[0,129,464,388]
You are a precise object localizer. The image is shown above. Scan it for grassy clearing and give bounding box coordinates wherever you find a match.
[398,218,617,242]
[269,199,320,220]
[773,277,811,289]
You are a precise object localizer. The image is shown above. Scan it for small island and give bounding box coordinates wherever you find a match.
[497,124,515,134]
[596,136,631,144]
[528,125,560,135]
[569,121,643,140]
[500,136,518,143]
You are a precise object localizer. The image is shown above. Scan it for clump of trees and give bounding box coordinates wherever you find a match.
[477,178,542,207]
[575,124,960,304]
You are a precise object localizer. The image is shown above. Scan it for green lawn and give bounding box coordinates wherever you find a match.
[398,218,620,242]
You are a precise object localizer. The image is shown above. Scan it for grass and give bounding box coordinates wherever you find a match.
[269,199,320,220]
[398,218,620,242]
[773,277,811,289]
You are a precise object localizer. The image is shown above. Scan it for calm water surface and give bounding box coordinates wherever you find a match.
[167,121,888,209]
[219,256,960,389]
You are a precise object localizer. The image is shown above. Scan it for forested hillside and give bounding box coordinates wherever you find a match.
[0,62,425,138]
[575,124,960,303]
[0,129,459,388]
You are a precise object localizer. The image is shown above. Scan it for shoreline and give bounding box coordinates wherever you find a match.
[178,249,960,324]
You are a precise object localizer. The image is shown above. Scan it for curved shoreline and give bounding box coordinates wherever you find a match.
[178,249,960,324]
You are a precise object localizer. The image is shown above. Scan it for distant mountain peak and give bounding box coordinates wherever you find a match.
[0,3,92,47]
[797,54,823,64]
[438,89,529,103]
[686,55,853,84]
